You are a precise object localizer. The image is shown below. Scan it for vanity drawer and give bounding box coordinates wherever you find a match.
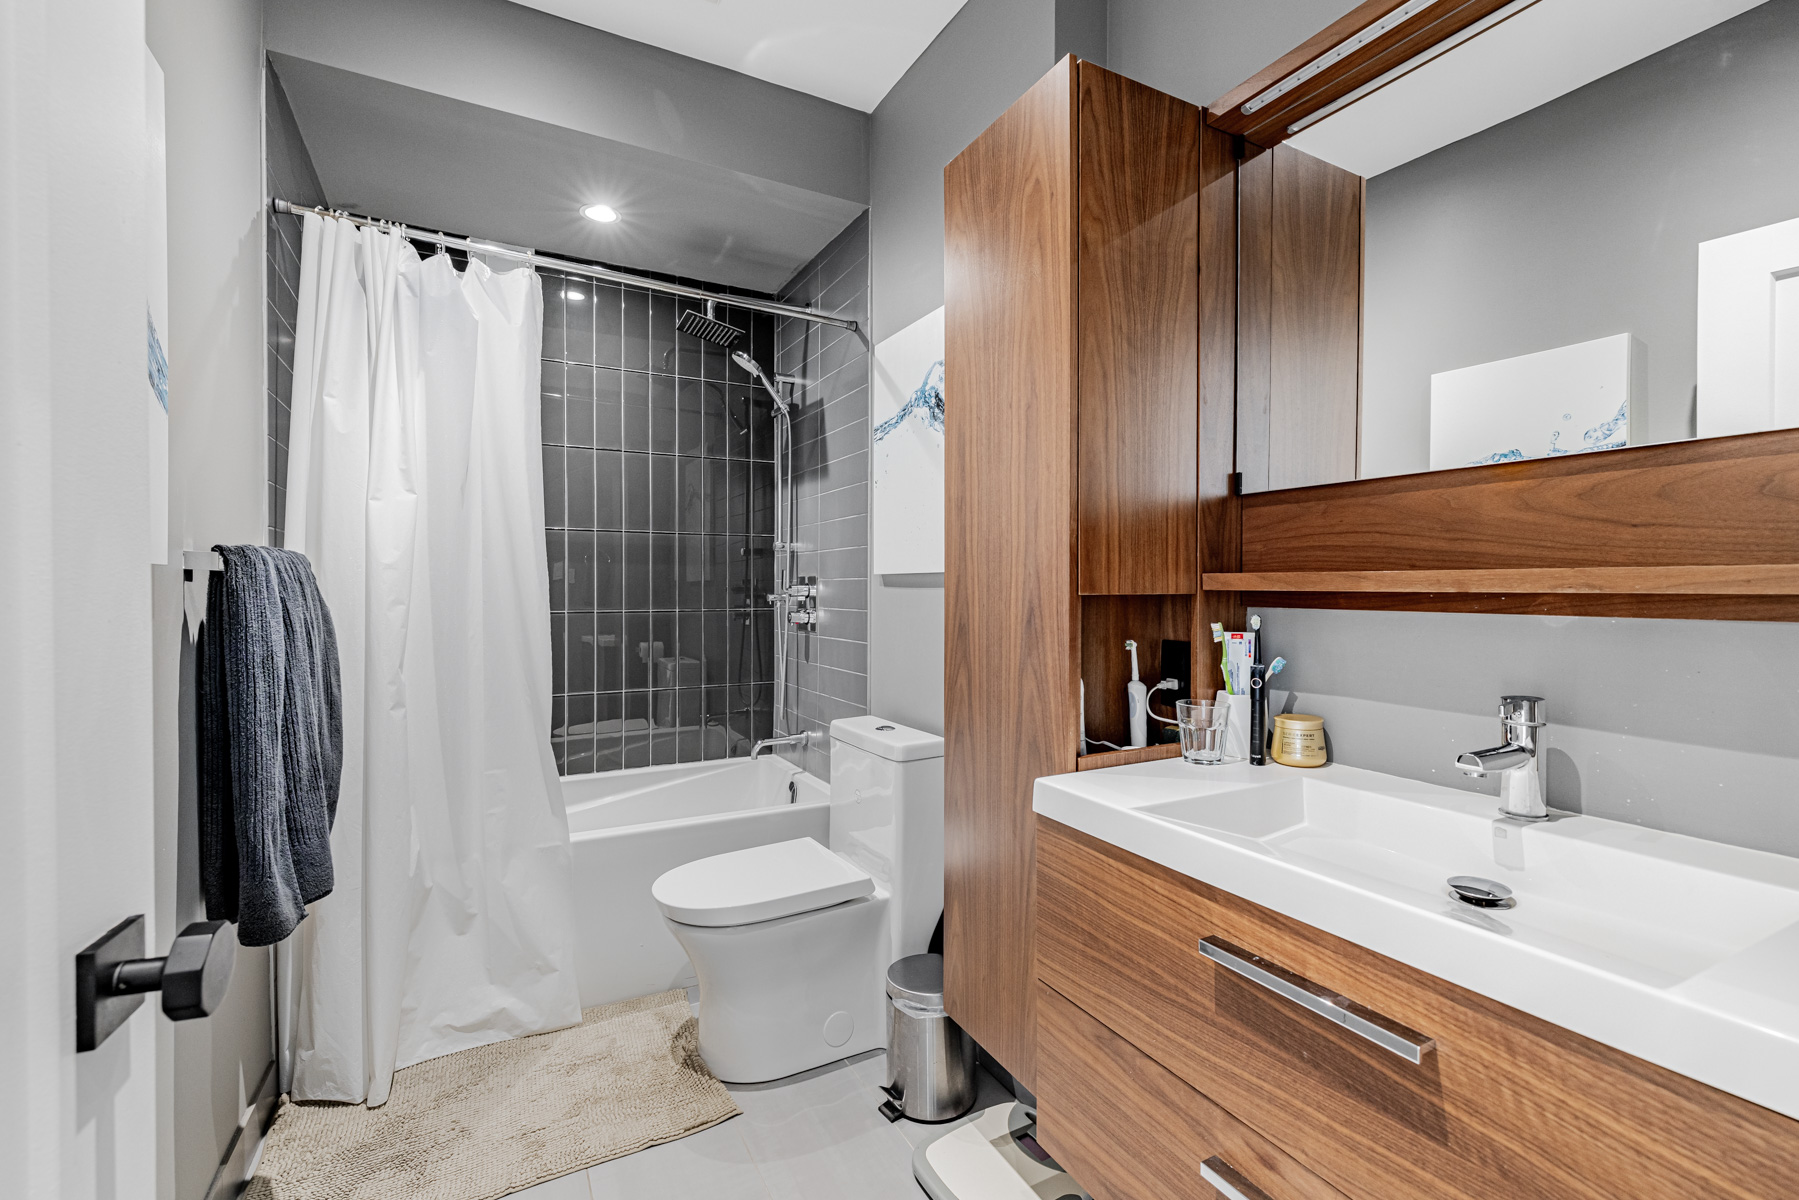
[1037,981,1348,1200]
[1035,816,1799,1200]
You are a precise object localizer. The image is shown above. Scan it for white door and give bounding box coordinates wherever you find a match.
[1697,215,1799,438]
[0,3,162,1198]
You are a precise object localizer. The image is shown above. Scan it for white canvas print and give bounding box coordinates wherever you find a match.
[1429,332,1645,470]
[872,306,945,575]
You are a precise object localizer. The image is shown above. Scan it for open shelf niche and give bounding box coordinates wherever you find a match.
[1077,593,1197,766]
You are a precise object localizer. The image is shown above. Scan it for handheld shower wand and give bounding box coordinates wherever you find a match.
[731,350,791,414]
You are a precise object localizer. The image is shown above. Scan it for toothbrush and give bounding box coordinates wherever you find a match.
[1249,662,1268,765]
[1125,640,1149,748]
[1248,617,1268,765]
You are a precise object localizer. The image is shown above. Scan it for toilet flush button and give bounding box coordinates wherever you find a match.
[823,1011,854,1047]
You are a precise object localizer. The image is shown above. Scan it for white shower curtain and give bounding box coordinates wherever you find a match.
[279,213,580,1105]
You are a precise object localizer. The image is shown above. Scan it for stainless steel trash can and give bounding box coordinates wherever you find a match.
[879,953,975,1123]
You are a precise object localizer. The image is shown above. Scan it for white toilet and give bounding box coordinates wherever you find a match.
[651,715,945,1083]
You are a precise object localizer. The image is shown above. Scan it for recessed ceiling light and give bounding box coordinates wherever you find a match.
[565,289,584,301]
[581,203,620,224]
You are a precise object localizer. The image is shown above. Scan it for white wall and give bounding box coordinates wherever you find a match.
[0,2,159,1198]
[144,2,276,1198]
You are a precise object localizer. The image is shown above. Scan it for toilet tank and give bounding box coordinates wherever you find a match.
[828,716,945,960]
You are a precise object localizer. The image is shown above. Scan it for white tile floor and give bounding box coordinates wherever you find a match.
[512,1050,1015,1200]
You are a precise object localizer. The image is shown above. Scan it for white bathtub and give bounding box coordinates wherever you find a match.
[564,757,830,1008]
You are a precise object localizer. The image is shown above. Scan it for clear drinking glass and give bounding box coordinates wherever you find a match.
[1178,699,1230,765]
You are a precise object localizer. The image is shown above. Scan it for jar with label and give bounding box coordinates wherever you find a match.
[1270,713,1326,768]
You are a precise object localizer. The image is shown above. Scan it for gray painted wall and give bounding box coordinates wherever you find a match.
[145,2,276,1198]
[1056,0,1110,69]
[1255,607,1799,858]
[868,0,1056,348]
[263,0,868,205]
[1361,0,1799,478]
[864,0,1063,735]
[1104,0,1359,109]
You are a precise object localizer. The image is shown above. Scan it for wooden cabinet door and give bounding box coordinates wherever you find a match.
[943,55,1082,1091]
[1038,982,1348,1200]
[1075,63,1200,596]
[1238,142,1362,494]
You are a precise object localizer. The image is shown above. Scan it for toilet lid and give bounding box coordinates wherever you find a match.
[652,837,874,927]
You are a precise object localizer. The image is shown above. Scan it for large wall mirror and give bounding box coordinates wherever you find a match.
[1242,0,1799,493]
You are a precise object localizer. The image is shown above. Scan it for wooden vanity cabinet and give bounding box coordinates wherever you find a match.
[1038,982,1348,1200]
[944,55,1221,1089]
[1034,816,1799,1200]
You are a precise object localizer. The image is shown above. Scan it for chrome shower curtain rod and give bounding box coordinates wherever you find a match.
[272,199,860,334]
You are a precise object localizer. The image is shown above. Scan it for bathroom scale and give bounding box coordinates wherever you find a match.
[912,1102,1091,1200]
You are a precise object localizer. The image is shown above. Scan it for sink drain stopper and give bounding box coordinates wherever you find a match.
[1448,876,1516,909]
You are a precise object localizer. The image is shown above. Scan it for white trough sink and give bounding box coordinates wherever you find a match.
[1035,758,1799,1121]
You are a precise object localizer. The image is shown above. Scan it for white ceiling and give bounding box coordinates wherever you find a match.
[273,55,865,292]
[1288,0,1771,178]
[507,0,969,112]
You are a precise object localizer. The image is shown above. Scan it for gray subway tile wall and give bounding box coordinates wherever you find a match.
[774,213,872,780]
[544,269,781,774]
[264,64,325,547]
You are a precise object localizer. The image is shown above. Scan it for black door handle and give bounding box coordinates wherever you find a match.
[76,915,237,1051]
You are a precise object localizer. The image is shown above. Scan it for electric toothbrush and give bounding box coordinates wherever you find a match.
[1125,640,1148,748]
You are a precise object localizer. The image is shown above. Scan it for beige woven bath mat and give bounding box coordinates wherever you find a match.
[246,989,739,1200]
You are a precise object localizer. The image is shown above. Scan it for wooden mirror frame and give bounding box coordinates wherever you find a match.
[1199,0,1799,621]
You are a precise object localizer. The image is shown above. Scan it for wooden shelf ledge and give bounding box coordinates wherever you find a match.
[1077,743,1183,771]
[1203,565,1799,596]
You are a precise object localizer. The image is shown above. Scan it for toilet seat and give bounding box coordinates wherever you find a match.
[652,837,873,927]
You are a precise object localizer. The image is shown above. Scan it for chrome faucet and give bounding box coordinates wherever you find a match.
[1456,696,1549,821]
[749,731,809,760]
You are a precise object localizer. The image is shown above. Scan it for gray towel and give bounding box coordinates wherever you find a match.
[198,545,342,947]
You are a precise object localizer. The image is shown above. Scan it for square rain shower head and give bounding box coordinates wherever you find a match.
[677,302,744,347]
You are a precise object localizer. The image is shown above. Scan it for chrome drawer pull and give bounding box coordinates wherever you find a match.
[1197,935,1436,1064]
[1200,1156,1273,1200]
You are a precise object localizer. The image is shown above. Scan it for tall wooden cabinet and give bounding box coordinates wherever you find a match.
[943,56,1233,1089]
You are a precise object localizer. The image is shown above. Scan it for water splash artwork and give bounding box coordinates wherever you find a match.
[874,359,943,442]
[1466,448,1526,466]
[147,309,169,412]
[1465,397,1629,467]
[1581,397,1629,449]
[872,306,945,574]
